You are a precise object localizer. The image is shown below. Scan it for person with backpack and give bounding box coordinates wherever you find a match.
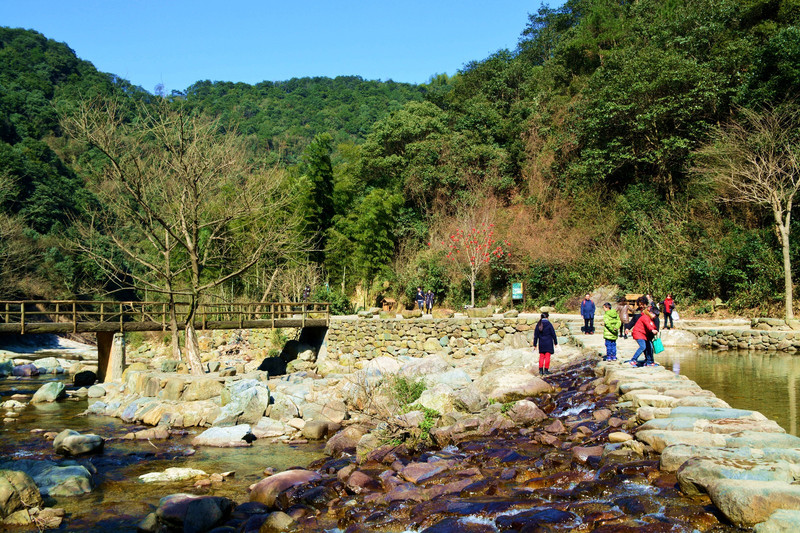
[533,312,558,375]
[602,303,621,361]
[580,294,596,334]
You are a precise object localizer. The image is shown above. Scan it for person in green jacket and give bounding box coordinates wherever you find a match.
[602,303,622,361]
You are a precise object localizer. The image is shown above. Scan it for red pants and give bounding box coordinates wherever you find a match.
[539,352,551,369]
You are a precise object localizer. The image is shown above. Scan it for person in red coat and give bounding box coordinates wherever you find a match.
[662,294,675,329]
[625,296,659,367]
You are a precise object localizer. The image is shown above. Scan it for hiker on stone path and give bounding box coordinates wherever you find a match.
[625,296,658,367]
[602,303,621,361]
[615,298,631,339]
[580,294,596,334]
[533,312,558,376]
[415,287,425,312]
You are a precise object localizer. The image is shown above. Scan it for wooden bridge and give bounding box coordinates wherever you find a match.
[0,300,330,381]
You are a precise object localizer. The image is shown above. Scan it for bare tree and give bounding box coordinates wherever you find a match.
[62,97,305,373]
[694,106,800,319]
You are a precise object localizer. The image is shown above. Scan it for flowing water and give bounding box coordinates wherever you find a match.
[0,371,325,531]
[658,346,800,435]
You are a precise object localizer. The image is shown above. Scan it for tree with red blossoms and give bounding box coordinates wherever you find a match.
[438,220,509,307]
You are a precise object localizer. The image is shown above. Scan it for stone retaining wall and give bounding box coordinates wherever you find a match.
[692,328,800,352]
[325,317,568,363]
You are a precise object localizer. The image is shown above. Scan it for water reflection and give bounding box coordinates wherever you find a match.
[658,347,800,435]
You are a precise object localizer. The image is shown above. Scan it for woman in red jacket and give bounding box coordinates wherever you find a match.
[625,296,659,367]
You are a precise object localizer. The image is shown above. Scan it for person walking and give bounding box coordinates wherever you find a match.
[662,294,675,329]
[625,296,658,367]
[615,298,631,339]
[533,312,558,375]
[602,303,621,361]
[425,290,434,314]
[580,293,596,334]
[415,287,425,312]
[648,296,661,331]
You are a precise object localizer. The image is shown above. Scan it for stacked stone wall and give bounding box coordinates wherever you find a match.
[325,317,569,363]
[693,328,800,352]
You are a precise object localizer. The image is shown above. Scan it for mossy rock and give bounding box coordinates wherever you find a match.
[466,307,492,318]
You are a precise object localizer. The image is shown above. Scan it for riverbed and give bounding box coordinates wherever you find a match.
[0,374,325,532]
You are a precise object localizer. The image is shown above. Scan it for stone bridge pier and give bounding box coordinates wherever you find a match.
[96,332,125,382]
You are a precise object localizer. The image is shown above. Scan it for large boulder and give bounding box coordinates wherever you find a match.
[53,429,104,456]
[11,363,38,377]
[507,400,547,426]
[677,457,798,496]
[249,470,322,507]
[0,470,43,518]
[31,382,66,403]
[425,368,472,389]
[401,355,452,378]
[754,510,800,533]
[474,369,553,402]
[481,348,536,375]
[213,384,270,426]
[251,417,290,439]
[269,391,301,422]
[182,378,223,401]
[0,460,92,497]
[324,426,368,457]
[192,425,254,447]
[362,357,402,375]
[155,493,235,532]
[416,384,458,414]
[707,479,800,527]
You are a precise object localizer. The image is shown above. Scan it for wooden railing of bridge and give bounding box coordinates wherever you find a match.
[0,300,330,335]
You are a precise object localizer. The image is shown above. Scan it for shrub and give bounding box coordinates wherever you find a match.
[385,374,426,407]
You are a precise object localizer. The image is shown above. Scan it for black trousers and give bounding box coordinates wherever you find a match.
[664,312,674,329]
[583,317,594,333]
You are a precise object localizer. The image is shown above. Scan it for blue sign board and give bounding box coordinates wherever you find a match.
[511,282,523,300]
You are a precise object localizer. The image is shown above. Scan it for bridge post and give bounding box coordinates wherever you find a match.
[97,332,125,382]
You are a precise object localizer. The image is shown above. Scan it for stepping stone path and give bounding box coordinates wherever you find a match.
[597,358,800,529]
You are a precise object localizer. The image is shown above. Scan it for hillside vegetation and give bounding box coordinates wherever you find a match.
[2,0,800,315]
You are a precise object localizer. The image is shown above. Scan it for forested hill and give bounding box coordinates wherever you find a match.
[183,77,425,164]
[0,27,424,300]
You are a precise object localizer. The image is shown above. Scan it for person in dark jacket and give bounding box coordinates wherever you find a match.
[415,288,425,311]
[580,294,596,334]
[424,290,434,314]
[533,312,558,375]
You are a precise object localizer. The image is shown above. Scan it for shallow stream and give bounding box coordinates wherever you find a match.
[0,374,324,531]
[658,347,800,435]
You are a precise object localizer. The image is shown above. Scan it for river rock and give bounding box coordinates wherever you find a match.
[661,445,800,473]
[677,457,799,495]
[73,370,97,387]
[155,493,235,532]
[12,363,38,377]
[87,385,106,398]
[417,384,458,414]
[252,417,290,439]
[474,369,552,402]
[324,425,367,457]
[269,391,300,422]
[0,360,13,377]
[401,355,452,377]
[182,378,223,401]
[452,387,489,413]
[707,479,800,526]
[0,459,92,497]
[139,468,208,483]
[426,368,472,389]
[261,511,296,531]
[0,470,43,518]
[192,425,254,447]
[249,470,322,507]
[302,420,329,440]
[754,510,800,532]
[53,429,104,456]
[637,429,800,453]
[400,462,450,483]
[213,384,270,426]
[480,348,535,375]
[362,356,402,375]
[31,382,66,403]
[507,400,547,426]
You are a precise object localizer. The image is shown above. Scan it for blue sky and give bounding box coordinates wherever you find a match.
[2,1,547,94]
